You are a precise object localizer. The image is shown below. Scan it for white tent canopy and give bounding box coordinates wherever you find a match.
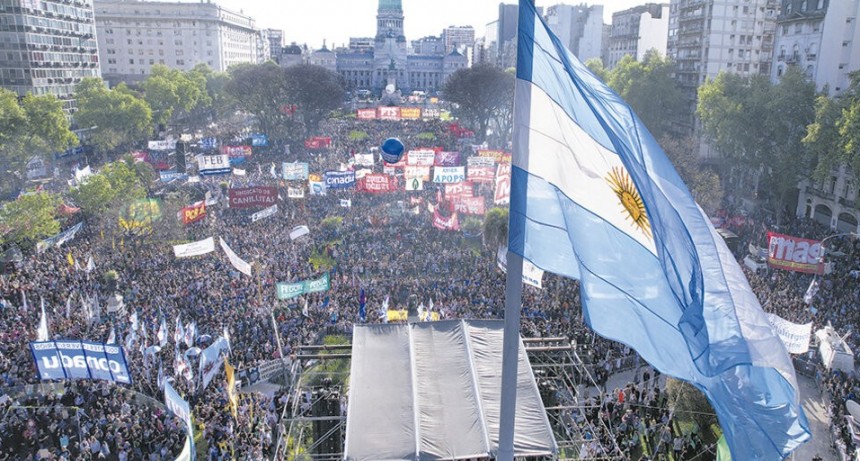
[344,319,557,461]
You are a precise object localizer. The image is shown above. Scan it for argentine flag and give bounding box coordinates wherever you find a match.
[509,1,810,459]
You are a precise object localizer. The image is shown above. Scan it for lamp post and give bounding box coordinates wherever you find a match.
[818,232,859,264]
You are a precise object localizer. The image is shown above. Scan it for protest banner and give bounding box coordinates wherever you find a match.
[282,162,309,180]
[173,237,215,258]
[276,273,330,300]
[766,313,813,354]
[198,154,231,175]
[767,232,824,274]
[30,340,132,384]
[180,201,206,225]
[433,166,466,184]
[251,204,277,223]
[228,187,277,209]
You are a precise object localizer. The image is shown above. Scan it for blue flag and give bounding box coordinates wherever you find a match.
[509,2,810,459]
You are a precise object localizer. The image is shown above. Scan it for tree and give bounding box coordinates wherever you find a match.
[483,207,509,249]
[665,378,717,434]
[224,63,294,140]
[0,89,77,191]
[284,64,346,136]
[805,72,860,182]
[0,191,61,247]
[442,64,515,143]
[660,135,724,215]
[70,159,147,215]
[698,69,815,218]
[186,64,232,129]
[74,78,152,153]
[584,58,609,83]
[141,65,209,127]
[608,51,685,140]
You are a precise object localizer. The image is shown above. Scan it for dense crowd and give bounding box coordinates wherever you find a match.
[1,114,858,460]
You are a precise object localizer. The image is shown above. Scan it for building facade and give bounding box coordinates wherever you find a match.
[332,0,467,95]
[607,3,670,69]
[442,25,475,54]
[783,0,860,230]
[545,3,605,63]
[0,0,101,110]
[771,0,860,96]
[93,0,258,85]
[265,28,282,62]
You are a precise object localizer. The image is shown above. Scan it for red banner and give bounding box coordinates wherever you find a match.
[377,107,401,121]
[358,174,397,193]
[452,196,486,215]
[468,165,495,183]
[356,108,377,120]
[181,201,207,225]
[220,146,252,158]
[304,136,332,149]
[228,186,278,209]
[766,231,824,274]
[445,182,474,199]
[433,210,460,231]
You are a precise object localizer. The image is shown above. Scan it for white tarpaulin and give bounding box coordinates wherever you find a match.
[173,237,215,258]
[765,313,812,354]
[816,326,855,372]
[289,225,310,240]
[496,246,544,289]
[344,320,557,461]
[219,237,251,276]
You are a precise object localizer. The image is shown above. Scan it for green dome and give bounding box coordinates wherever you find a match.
[378,0,402,11]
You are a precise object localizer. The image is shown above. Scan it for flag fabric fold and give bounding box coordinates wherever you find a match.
[37,297,50,341]
[509,2,809,459]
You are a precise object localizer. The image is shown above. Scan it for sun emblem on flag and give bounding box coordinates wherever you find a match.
[607,166,652,238]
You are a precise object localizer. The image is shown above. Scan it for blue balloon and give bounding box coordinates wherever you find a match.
[380,137,405,164]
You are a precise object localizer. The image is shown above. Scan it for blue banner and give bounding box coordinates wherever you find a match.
[200,137,218,150]
[30,340,132,384]
[324,171,356,190]
[250,134,268,147]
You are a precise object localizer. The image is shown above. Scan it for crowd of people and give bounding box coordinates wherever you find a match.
[1,113,859,460]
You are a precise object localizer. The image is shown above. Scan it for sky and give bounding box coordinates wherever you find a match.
[206,0,648,49]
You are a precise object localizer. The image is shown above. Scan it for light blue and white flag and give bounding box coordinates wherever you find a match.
[509,2,810,459]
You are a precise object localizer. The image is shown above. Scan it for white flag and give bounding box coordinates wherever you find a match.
[130,311,139,333]
[174,317,184,344]
[21,290,28,311]
[340,199,352,208]
[157,318,168,347]
[107,327,116,345]
[85,256,95,273]
[804,278,819,305]
[302,298,309,318]
[65,295,72,318]
[270,162,277,178]
[37,297,50,341]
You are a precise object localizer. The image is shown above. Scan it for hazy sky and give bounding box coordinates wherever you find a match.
[206,0,648,48]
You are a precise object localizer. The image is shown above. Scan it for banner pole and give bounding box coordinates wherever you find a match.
[498,250,524,461]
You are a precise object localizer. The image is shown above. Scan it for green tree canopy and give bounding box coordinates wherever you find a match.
[74,78,152,152]
[0,191,61,247]
[483,207,509,249]
[283,64,346,136]
[70,159,148,215]
[442,64,514,143]
[805,72,860,181]
[224,63,293,140]
[698,68,816,217]
[660,135,724,214]
[0,89,77,187]
[608,51,685,139]
[141,64,209,127]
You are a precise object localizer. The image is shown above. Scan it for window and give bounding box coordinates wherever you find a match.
[801,0,807,11]
[129,58,134,64]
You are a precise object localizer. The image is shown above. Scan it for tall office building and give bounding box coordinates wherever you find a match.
[442,25,475,54]
[0,0,101,110]
[266,28,283,62]
[545,3,605,63]
[607,3,670,69]
[93,0,258,85]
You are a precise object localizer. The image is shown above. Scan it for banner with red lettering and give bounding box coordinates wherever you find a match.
[304,136,332,149]
[181,201,207,225]
[766,232,824,274]
[435,151,461,166]
[220,146,252,159]
[445,182,474,199]
[468,165,495,183]
[356,108,377,120]
[358,174,397,193]
[452,196,486,215]
[494,163,511,205]
[377,107,401,121]
[228,187,278,209]
[432,210,460,231]
[400,107,421,119]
